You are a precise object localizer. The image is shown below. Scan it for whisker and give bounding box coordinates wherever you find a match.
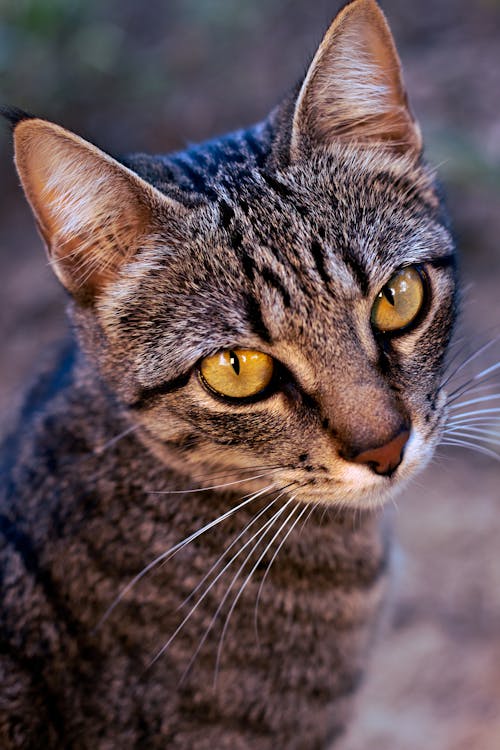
[443,429,500,446]
[389,492,401,516]
[253,501,311,643]
[441,345,474,381]
[440,438,500,462]
[146,468,281,495]
[449,358,500,387]
[177,492,299,682]
[441,337,471,379]
[446,374,500,404]
[213,500,300,686]
[448,408,500,420]
[474,362,500,379]
[443,421,500,436]
[298,501,317,536]
[179,483,297,610]
[449,393,500,410]
[443,421,500,437]
[187,464,282,482]
[440,338,500,389]
[319,504,329,525]
[93,424,138,455]
[446,416,500,426]
[150,498,294,671]
[157,484,283,573]
[98,483,276,626]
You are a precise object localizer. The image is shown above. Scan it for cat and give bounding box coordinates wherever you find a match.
[0,0,459,748]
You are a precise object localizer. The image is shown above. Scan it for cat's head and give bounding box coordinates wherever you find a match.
[7,0,457,509]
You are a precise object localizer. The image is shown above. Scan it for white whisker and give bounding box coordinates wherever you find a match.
[187,464,282,482]
[253,502,310,642]
[445,425,500,439]
[150,498,294,670]
[440,338,500,389]
[448,408,500,419]
[298,501,317,536]
[449,394,500,410]
[475,362,500,379]
[446,381,500,405]
[446,416,500,427]
[179,483,297,610]
[213,499,300,685]
[447,363,500,400]
[440,438,500,462]
[443,429,500,446]
[98,483,276,626]
[93,424,138,455]
[177,492,299,682]
[147,469,280,495]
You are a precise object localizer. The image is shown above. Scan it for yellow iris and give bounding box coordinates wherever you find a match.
[200,348,274,399]
[371,266,425,333]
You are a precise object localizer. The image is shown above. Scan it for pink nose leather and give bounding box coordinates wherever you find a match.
[351,429,410,476]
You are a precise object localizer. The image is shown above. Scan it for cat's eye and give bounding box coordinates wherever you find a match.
[199,348,274,400]
[371,266,426,333]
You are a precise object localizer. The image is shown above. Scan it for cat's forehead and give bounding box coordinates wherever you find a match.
[194,146,447,295]
[241,148,440,234]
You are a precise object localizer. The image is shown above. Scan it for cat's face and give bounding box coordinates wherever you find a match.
[95,148,456,509]
[8,0,457,509]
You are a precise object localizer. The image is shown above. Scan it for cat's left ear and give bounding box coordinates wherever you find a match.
[290,0,422,159]
[12,116,187,301]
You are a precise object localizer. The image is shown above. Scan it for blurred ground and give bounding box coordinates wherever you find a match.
[1,1,499,748]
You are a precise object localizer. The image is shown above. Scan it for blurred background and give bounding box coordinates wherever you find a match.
[0,1,499,747]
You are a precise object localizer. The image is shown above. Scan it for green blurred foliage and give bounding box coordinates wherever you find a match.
[0,0,279,115]
[0,0,154,114]
[0,0,291,159]
[0,0,499,206]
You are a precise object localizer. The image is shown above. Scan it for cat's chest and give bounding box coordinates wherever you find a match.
[3,444,390,747]
[66,505,388,747]
[60,496,389,672]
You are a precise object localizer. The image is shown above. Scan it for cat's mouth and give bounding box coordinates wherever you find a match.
[293,472,411,510]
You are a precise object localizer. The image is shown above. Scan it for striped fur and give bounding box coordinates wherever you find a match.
[0,1,457,747]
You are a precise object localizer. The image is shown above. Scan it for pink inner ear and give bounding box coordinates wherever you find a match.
[291,0,422,157]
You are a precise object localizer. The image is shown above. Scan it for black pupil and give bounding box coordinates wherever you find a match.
[383,284,395,306]
[229,350,240,375]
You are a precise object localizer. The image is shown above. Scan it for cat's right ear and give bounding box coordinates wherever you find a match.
[11,116,187,301]
[290,0,422,159]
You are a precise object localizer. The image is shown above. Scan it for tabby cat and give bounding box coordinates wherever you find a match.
[1,1,459,748]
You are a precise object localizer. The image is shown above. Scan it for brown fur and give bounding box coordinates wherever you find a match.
[0,1,457,747]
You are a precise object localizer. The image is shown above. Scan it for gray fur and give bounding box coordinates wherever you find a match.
[0,2,457,747]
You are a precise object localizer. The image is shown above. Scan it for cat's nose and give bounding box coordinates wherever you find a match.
[346,428,410,477]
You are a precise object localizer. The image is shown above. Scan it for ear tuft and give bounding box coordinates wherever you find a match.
[291,0,422,159]
[0,105,36,131]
